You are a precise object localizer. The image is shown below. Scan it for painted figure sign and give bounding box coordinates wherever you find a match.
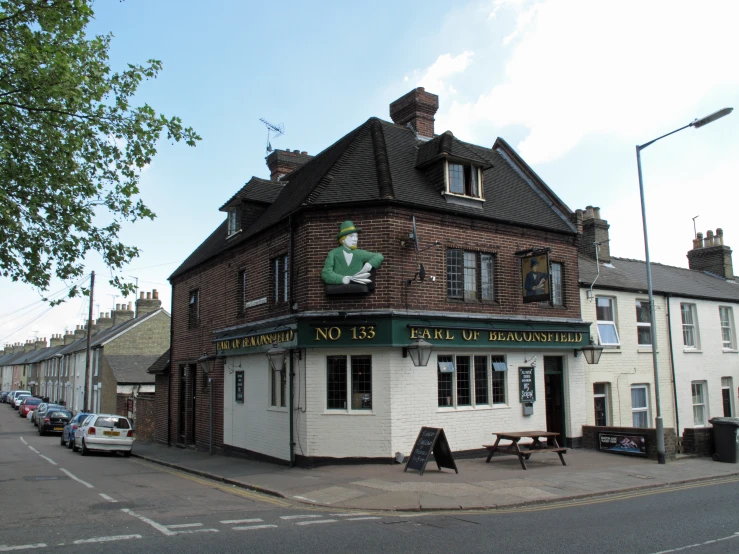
[322,220,384,295]
[521,252,550,303]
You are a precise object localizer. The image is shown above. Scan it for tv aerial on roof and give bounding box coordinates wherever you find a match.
[260,118,285,154]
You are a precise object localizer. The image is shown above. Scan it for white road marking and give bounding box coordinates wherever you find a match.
[652,532,739,553]
[99,494,117,503]
[232,525,278,531]
[279,514,322,520]
[295,519,337,526]
[73,535,141,544]
[19,437,27,445]
[59,468,94,489]
[330,512,372,517]
[28,446,39,454]
[169,529,218,535]
[0,545,46,552]
[39,456,56,466]
[165,523,202,529]
[121,508,176,536]
[347,517,382,521]
[292,495,317,503]
[220,518,263,524]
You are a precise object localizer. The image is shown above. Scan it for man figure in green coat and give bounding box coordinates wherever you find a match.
[322,221,384,285]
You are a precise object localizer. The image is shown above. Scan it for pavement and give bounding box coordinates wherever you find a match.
[131,442,739,511]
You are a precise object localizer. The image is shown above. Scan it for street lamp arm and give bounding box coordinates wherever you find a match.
[637,123,692,151]
[638,107,733,151]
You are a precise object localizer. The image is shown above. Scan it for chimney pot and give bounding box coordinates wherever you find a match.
[140,292,145,299]
[146,292,151,300]
[584,205,594,219]
[153,289,159,300]
[593,207,601,219]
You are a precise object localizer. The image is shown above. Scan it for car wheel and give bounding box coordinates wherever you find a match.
[81,439,89,456]
[60,434,66,446]
[123,450,131,458]
[72,439,79,453]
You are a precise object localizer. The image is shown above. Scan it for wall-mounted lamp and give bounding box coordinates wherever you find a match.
[579,338,604,365]
[197,353,218,375]
[403,336,434,367]
[266,342,287,373]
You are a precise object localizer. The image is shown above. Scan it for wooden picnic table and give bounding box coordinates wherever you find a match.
[484,431,567,470]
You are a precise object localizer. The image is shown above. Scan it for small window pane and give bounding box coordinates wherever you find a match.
[351,356,372,410]
[596,297,614,321]
[437,355,453,406]
[449,163,464,194]
[463,252,477,300]
[551,263,563,305]
[474,356,488,405]
[456,356,471,406]
[491,355,506,404]
[327,356,347,410]
[481,254,494,301]
[446,250,463,299]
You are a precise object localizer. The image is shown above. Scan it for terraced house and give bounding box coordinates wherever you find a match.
[161,88,607,465]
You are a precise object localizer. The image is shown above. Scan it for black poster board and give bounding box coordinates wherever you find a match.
[404,427,458,476]
[519,367,535,402]
[235,371,244,403]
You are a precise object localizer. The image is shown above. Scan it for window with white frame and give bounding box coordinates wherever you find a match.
[273,254,289,304]
[635,300,652,346]
[188,289,200,328]
[692,381,708,426]
[721,377,734,417]
[719,306,736,349]
[227,209,240,236]
[593,383,610,426]
[446,249,494,301]
[271,361,286,408]
[681,303,699,348]
[437,354,507,408]
[596,297,620,346]
[551,262,563,306]
[631,384,649,427]
[446,161,482,198]
[326,355,372,411]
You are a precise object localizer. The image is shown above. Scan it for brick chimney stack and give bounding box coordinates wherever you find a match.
[687,228,733,279]
[265,149,313,181]
[34,338,47,350]
[96,312,114,331]
[135,289,162,318]
[49,334,64,348]
[111,303,134,326]
[73,325,86,339]
[389,87,439,139]
[579,205,610,263]
[63,331,76,345]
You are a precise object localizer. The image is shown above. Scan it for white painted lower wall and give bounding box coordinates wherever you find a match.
[222,346,586,460]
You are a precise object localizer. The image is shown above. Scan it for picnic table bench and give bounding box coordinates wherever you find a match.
[484,431,567,470]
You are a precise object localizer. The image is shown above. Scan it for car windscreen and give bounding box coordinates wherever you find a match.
[95,417,130,429]
[26,398,42,405]
[73,413,90,423]
[48,411,72,419]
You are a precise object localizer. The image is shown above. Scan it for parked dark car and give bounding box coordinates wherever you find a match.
[0,391,9,403]
[38,409,72,436]
[61,412,92,448]
[33,403,63,426]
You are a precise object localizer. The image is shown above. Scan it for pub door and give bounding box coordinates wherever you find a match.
[544,356,566,446]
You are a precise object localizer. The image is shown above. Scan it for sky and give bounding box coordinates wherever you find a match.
[1,0,738,347]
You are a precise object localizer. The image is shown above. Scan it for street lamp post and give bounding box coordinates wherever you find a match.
[636,107,732,464]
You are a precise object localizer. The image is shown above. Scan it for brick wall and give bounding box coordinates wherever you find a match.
[582,425,677,460]
[682,427,714,456]
[115,393,156,442]
[153,374,170,444]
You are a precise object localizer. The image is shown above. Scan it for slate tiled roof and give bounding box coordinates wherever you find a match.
[146,349,170,375]
[579,255,739,302]
[170,117,577,280]
[219,177,285,211]
[104,354,157,384]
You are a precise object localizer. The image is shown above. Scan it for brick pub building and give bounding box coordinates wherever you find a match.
[157,88,593,464]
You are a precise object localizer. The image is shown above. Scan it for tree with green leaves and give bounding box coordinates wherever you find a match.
[0,0,200,301]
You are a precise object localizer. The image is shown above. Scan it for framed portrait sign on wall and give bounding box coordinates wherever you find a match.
[521,252,551,304]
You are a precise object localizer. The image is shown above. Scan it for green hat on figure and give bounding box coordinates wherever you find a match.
[337,220,361,241]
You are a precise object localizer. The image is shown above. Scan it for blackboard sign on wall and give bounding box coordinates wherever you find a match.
[235,371,244,403]
[404,427,458,476]
[519,367,536,402]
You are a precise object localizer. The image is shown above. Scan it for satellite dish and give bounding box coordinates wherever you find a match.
[418,264,426,282]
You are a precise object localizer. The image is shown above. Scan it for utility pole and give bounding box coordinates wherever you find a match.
[84,271,95,412]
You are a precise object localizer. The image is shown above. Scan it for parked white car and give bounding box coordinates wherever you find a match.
[13,393,31,409]
[73,414,134,457]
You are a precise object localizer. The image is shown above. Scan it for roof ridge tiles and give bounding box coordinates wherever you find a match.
[370,118,394,199]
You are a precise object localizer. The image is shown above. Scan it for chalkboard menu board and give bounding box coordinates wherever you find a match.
[235,371,244,403]
[519,367,535,402]
[404,427,458,476]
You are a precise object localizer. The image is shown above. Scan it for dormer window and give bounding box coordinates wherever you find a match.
[445,161,483,204]
[227,209,240,237]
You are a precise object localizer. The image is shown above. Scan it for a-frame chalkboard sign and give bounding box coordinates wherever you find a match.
[404,427,458,476]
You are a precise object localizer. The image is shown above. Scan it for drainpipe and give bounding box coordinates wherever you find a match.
[209,377,213,455]
[167,288,174,447]
[665,293,680,438]
[288,214,296,467]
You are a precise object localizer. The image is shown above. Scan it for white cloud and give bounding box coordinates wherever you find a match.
[432,0,739,163]
[417,51,474,97]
